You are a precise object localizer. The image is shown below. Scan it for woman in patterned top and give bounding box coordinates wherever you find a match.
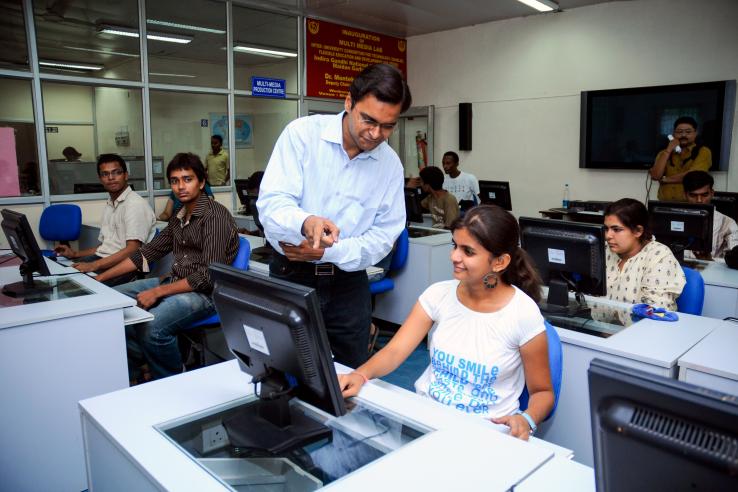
[603,198,685,310]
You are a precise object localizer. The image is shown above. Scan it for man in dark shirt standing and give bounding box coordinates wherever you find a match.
[97,153,239,380]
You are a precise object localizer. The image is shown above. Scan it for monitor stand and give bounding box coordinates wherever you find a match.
[223,375,331,455]
[2,264,53,298]
[539,279,590,318]
[670,244,687,265]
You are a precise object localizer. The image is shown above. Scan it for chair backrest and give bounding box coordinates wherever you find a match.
[519,320,563,422]
[676,266,705,315]
[39,204,82,242]
[388,228,410,272]
[232,236,251,270]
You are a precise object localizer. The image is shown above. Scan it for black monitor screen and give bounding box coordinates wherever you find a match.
[519,217,606,312]
[580,81,734,170]
[712,191,738,222]
[1,209,52,297]
[210,264,345,453]
[404,187,423,224]
[648,201,713,262]
[589,358,738,491]
[478,181,512,211]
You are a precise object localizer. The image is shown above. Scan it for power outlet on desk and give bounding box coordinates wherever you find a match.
[196,420,230,455]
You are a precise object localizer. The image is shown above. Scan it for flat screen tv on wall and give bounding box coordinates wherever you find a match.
[579,81,735,171]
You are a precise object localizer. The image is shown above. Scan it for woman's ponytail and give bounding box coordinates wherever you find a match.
[504,247,542,303]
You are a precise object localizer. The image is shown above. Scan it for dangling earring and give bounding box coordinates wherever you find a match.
[483,272,498,289]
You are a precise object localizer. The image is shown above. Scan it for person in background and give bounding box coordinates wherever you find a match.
[54,154,155,287]
[158,179,213,221]
[97,153,239,381]
[205,135,229,186]
[238,171,265,236]
[603,198,685,310]
[649,116,712,201]
[339,205,553,441]
[419,166,459,229]
[62,146,82,162]
[441,150,479,211]
[682,170,738,260]
[257,63,411,369]
[245,170,264,196]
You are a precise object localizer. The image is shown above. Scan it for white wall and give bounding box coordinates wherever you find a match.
[407,0,738,217]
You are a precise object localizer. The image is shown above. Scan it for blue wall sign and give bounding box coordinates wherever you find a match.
[251,76,286,99]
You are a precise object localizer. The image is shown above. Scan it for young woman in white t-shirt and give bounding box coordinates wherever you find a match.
[338,205,553,440]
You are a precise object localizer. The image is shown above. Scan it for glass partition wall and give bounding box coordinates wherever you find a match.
[0,0,300,211]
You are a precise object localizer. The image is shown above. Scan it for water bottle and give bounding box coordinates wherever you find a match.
[562,184,570,209]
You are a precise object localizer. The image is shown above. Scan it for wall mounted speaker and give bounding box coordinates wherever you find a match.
[459,102,472,151]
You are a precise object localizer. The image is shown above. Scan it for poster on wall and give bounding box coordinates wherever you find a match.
[0,127,21,197]
[305,18,407,100]
[209,113,253,149]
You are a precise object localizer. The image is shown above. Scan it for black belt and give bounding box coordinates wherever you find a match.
[272,253,361,277]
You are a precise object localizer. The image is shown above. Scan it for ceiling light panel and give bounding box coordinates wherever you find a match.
[515,0,559,12]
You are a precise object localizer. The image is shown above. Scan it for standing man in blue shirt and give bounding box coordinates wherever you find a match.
[257,63,412,369]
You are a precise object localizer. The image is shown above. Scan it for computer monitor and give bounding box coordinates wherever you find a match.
[209,264,345,453]
[404,187,423,225]
[712,191,738,221]
[648,201,714,263]
[478,180,512,211]
[589,358,738,491]
[1,209,52,297]
[519,217,606,315]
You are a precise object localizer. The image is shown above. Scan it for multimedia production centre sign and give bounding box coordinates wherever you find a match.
[305,18,407,100]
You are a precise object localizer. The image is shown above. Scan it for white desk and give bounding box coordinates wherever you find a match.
[689,259,738,319]
[0,258,135,492]
[538,295,721,467]
[515,456,595,491]
[678,319,738,395]
[79,360,580,491]
[373,226,454,325]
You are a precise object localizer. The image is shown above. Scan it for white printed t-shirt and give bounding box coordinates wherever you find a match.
[443,171,479,203]
[414,280,545,418]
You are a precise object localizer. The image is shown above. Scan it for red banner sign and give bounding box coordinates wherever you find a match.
[306,18,407,100]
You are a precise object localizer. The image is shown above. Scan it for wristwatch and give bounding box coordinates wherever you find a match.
[514,410,537,435]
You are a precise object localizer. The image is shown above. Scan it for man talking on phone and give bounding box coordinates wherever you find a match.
[257,63,412,369]
[649,116,712,201]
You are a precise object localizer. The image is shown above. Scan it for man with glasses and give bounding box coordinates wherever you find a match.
[650,116,712,201]
[257,63,412,369]
[54,153,155,286]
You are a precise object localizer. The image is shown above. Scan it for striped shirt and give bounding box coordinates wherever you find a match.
[129,192,239,294]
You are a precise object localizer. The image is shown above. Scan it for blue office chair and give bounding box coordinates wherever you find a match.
[676,266,705,316]
[368,229,410,353]
[369,228,410,297]
[38,204,82,256]
[180,237,250,367]
[519,320,563,422]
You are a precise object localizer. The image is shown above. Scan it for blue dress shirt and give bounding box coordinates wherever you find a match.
[257,112,406,272]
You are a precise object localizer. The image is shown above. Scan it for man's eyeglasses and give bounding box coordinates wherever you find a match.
[99,169,125,178]
[674,129,695,136]
[360,118,397,132]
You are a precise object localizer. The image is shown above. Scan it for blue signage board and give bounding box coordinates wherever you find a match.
[251,76,286,99]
